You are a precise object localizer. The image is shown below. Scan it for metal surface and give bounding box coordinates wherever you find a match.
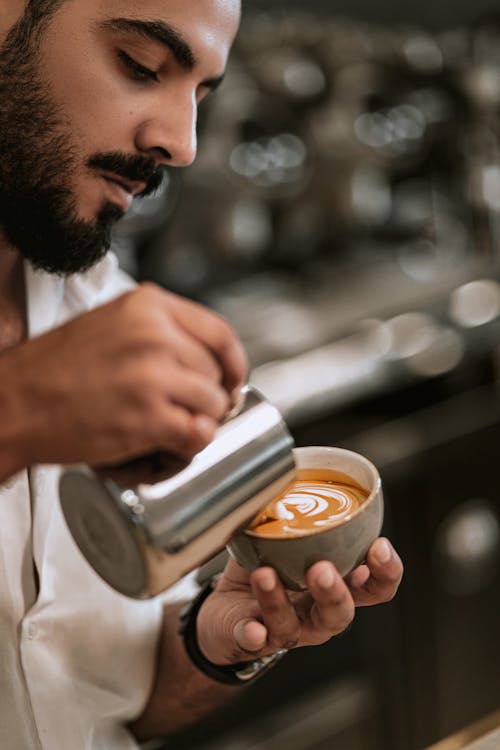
[59,385,296,598]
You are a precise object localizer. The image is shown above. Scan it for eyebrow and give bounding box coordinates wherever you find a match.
[100,17,225,91]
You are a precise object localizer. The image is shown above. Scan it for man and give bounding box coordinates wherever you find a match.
[0,1,403,748]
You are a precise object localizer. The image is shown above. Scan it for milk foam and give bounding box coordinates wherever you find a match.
[250,474,368,537]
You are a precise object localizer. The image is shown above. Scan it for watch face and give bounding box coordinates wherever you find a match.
[235,650,289,682]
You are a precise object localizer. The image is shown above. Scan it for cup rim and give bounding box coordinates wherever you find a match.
[244,445,381,540]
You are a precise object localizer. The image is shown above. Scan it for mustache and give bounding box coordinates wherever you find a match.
[88,152,166,197]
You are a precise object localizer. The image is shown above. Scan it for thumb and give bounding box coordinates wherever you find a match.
[197,596,267,665]
[233,618,268,654]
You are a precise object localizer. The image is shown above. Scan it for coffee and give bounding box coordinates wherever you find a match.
[249,468,369,538]
[229,447,384,590]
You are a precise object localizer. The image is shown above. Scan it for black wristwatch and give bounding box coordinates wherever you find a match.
[178,578,288,686]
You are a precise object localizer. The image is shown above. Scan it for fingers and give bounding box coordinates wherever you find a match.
[162,369,230,422]
[240,563,356,655]
[153,403,218,460]
[199,544,401,669]
[345,564,370,590]
[249,568,302,651]
[153,366,231,462]
[305,562,355,637]
[167,326,225,386]
[345,538,403,607]
[163,292,248,397]
[233,618,268,654]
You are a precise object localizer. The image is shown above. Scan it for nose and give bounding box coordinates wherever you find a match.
[135,94,198,168]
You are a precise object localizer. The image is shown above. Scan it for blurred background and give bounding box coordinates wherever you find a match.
[122,2,500,749]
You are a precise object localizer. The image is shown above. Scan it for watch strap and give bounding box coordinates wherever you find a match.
[178,578,287,686]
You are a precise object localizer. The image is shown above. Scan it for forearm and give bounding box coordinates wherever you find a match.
[129,603,239,741]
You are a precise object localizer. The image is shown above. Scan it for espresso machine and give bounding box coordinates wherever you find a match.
[112,7,500,750]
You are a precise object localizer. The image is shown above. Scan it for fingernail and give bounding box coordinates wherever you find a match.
[374,539,392,564]
[258,570,275,593]
[231,387,245,412]
[234,620,264,653]
[317,566,336,589]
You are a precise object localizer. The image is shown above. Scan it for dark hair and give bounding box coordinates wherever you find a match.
[24,0,66,23]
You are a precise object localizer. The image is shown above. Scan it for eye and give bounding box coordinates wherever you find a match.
[118,51,159,83]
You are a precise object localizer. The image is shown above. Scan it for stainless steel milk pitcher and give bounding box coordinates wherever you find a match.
[59,385,295,599]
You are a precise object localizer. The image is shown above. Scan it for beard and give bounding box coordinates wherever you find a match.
[0,15,164,276]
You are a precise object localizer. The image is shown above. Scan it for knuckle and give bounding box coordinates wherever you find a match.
[209,314,235,350]
[158,404,190,437]
[280,626,301,649]
[116,288,156,330]
[329,592,348,609]
[381,587,397,604]
[343,609,355,629]
[367,577,399,603]
[265,611,301,649]
[269,631,300,651]
[140,363,167,396]
[196,354,222,384]
[138,281,162,299]
[125,283,150,310]
[320,602,354,635]
[335,608,355,633]
[262,600,285,620]
[132,284,168,325]
[193,418,218,450]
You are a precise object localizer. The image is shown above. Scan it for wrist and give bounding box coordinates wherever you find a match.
[179,579,288,686]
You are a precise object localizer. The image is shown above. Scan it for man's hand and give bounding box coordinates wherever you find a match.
[129,537,402,741]
[0,283,247,479]
[196,538,403,665]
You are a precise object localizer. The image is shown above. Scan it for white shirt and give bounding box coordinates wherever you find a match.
[0,255,166,750]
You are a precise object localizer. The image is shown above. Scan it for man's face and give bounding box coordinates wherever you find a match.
[0,0,240,275]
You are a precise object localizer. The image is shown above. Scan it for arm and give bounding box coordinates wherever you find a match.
[130,538,403,741]
[129,602,239,740]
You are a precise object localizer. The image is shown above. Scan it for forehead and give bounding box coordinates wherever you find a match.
[39,0,242,80]
[92,0,241,43]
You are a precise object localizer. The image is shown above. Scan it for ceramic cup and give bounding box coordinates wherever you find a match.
[227,446,384,591]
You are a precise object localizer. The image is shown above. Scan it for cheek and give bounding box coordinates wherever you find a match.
[40,45,137,157]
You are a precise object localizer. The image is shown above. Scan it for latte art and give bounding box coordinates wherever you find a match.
[250,470,369,537]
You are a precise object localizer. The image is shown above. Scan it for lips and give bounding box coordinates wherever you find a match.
[101,173,147,212]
